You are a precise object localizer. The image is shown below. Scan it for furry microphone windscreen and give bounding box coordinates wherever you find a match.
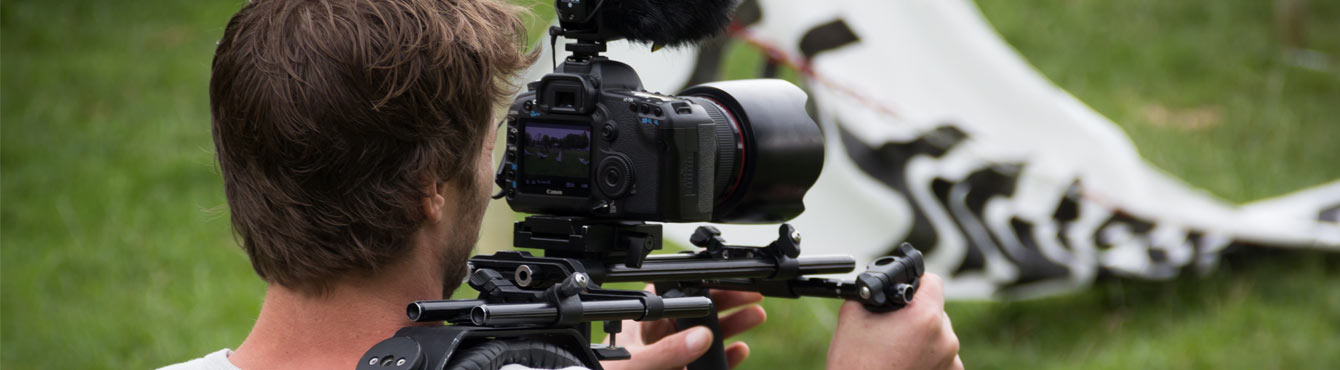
[600,0,738,47]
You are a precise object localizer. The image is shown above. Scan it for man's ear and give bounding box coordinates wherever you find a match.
[423,181,448,224]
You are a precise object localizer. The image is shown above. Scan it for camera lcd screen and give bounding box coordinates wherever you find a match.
[520,121,592,197]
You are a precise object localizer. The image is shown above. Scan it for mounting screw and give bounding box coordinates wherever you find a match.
[859,286,872,300]
[574,273,589,287]
[369,357,380,365]
[790,231,802,244]
[515,265,535,287]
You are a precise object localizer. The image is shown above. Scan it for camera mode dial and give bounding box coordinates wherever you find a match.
[597,156,633,199]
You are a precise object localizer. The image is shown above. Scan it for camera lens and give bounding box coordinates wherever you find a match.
[681,79,824,223]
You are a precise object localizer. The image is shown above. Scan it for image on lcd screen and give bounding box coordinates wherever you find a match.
[521,121,591,195]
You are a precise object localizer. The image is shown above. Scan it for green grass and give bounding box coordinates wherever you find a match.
[976,0,1340,203]
[2,0,264,366]
[2,0,1337,369]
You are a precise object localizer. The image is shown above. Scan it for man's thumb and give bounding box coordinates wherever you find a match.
[629,326,714,370]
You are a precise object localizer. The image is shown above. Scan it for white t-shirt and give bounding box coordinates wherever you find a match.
[157,349,588,370]
[157,349,238,370]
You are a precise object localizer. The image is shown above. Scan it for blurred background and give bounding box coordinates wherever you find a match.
[2,0,1337,368]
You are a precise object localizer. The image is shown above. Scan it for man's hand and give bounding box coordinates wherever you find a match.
[828,273,963,370]
[601,287,767,370]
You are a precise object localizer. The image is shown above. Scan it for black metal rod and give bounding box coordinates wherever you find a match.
[406,299,485,322]
[472,303,555,326]
[789,279,862,299]
[470,297,714,326]
[603,255,855,282]
[703,278,863,300]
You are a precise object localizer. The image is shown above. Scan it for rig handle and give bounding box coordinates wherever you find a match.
[856,243,924,312]
[657,285,729,370]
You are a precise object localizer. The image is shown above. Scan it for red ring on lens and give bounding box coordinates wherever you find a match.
[701,97,746,206]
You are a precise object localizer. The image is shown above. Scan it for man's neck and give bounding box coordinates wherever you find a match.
[230,256,445,370]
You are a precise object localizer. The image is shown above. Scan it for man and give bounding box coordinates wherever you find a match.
[163,0,962,369]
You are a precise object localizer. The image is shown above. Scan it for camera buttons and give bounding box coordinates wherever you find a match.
[598,156,634,199]
[601,122,618,141]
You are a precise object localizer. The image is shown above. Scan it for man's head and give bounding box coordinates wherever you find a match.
[209,0,533,295]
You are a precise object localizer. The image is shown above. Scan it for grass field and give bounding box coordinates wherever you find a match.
[3,0,1338,369]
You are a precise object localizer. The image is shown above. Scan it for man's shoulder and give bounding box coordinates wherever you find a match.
[157,349,239,370]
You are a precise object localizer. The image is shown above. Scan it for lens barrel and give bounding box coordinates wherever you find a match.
[681,79,824,223]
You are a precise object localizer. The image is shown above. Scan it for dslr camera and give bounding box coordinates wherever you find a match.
[495,0,823,223]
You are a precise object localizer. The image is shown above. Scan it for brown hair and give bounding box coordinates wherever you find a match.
[209,0,533,294]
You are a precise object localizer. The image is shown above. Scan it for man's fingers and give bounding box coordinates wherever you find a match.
[725,342,750,369]
[938,312,961,370]
[642,301,766,344]
[718,305,766,339]
[941,311,959,352]
[613,319,642,345]
[639,318,677,344]
[634,286,764,345]
[638,283,763,309]
[627,326,714,370]
[916,272,946,310]
[644,304,764,345]
[709,290,764,311]
[941,312,956,341]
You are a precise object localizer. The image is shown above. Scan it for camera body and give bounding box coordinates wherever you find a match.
[500,59,731,222]
[498,55,824,224]
[492,0,824,224]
